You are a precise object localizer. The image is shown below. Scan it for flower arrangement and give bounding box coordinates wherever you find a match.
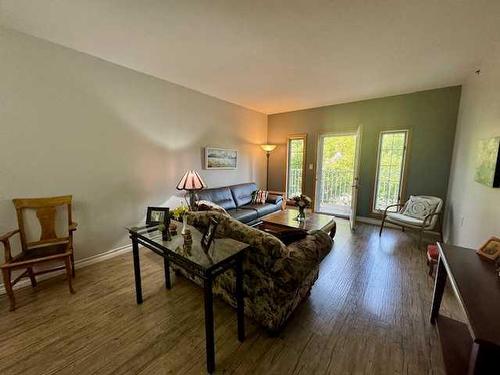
[292,194,312,208]
[291,194,312,222]
[171,205,189,220]
[171,204,189,234]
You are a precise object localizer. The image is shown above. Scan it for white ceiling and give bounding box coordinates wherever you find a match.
[1,0,499,114]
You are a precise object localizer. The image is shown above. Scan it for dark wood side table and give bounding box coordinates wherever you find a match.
[430,243,500,375]
[127,223,249,374]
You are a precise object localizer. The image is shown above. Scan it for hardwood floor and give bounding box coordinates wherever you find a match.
[0,220,464,374]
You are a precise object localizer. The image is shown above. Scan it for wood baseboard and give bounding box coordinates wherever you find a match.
[0,244,132,295]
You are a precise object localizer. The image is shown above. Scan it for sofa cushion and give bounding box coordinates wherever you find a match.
[228,208,258,223]
[196,187,236,210]
[195,200,229,215]
[230,183,257,207]
[276,229,308,245]
[241,203,280,217]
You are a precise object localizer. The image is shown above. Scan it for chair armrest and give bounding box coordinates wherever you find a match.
[382,203,404,217]
[422,212,440,228]
[0,229,19,263]
[69,222,78,232]
[0,229,19,243]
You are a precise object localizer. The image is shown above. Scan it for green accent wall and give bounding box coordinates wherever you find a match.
[267,86,462,217]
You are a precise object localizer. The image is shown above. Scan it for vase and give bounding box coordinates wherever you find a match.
[181,215,188,234]
[296,206,306,222]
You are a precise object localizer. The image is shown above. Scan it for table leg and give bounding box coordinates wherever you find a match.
[163,256,171,289]
[430,256,447,324]
[204,277,215,373]
[132,237,143,304]
[235,256,245,342]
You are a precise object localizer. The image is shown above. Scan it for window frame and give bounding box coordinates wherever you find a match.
[372,129,410,214]
[285,134,307,199]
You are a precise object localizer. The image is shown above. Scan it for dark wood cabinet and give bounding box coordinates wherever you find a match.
[430,243,500,375]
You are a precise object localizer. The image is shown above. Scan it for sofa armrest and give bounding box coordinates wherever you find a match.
[266,194,283,205]
[272,230,332,291]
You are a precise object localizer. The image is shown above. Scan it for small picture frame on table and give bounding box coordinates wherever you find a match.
[476,236,500,261]
[201,217,219,252]
[146,207,170,226]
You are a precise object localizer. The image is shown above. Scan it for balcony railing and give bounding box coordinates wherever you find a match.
[287,168,303,198]
[319,169,353,207]
[288,168,353,207]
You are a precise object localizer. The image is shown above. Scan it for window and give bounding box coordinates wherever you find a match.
[373,130,408,212]
[286,136,306,198]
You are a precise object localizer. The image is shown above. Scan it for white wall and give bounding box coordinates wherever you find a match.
[445,44,500,248]
[0,28,267,260]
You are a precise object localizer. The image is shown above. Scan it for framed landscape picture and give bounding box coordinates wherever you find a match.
[205,147,238,169]
[474,136,500,188]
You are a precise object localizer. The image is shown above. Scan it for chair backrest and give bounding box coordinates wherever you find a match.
[420,196,443,228]
[401,195,443,228]
[13,195,73,251]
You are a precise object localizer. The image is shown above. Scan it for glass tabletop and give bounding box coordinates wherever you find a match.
[127,222,248,271]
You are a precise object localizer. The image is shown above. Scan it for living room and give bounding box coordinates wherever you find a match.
[1,1,499,374]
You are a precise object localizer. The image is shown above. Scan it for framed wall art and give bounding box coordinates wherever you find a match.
[477,236,500,261]
[205,147,238,170]
[475,136,500,188]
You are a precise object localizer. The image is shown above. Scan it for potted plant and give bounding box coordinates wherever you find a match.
[292,194,312,222]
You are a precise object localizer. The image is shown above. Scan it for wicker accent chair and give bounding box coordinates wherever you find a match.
[379,196,443,247]
[0,196,77,311]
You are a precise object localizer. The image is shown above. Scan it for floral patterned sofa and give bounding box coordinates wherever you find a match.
[182,211,333,332]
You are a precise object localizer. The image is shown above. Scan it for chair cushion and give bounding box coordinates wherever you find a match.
[229,183,257,207]
[196,187,237,210]
[386,212,425,227]
[241,203,280,217]
[401,195,439,220]
[228,208,258,223]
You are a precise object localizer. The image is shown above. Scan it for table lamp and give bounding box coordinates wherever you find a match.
[176,170,206,210]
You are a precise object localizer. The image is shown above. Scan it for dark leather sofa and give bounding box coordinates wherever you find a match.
[196,183,283,225]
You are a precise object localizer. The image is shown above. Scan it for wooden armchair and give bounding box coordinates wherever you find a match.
[1,195,77,311]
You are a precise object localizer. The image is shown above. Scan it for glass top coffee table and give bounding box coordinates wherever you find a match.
[127,223,249,374]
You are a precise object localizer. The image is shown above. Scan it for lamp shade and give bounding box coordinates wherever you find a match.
[176,170,206,191]
[260,144,277,152]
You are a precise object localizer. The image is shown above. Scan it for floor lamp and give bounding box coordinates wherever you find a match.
[260,144,277,190]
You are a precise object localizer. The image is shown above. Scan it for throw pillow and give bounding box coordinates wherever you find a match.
[252,189,268,204]
[258,190,268,204]
[401,196,438,220]
[251,190,258,204]
[196,200,229,215]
